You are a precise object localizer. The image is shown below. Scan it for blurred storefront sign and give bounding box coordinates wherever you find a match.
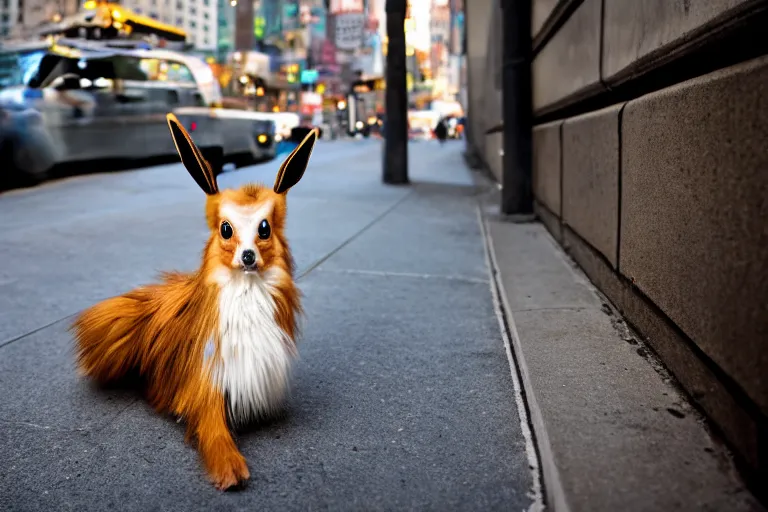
[351,77,385,94]
[228,50,296,90]
[242,51,270,80]
[300,69,319,84]
[300,91,323,115]
[253,16,266,39]
[309,6,327,37]
[354,28,383,79]
[280,63,301,85]
[282,1,300,32]
[328,0,365,15]
[334,12,365,50]
[319,39,337,65]
[330,0,365,51]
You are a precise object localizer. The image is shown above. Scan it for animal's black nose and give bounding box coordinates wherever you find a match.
[241,249,256,267]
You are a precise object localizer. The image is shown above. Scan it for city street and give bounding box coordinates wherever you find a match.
[0,140,537,511]
[2,0,765,507]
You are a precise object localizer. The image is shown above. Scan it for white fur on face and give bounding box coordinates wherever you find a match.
[219,200,274,268]
[206,267,296,426]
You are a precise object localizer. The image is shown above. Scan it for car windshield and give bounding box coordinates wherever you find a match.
[0,49,47,89]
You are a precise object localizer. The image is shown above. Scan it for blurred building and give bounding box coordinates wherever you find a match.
[259,0,285,44]
[1,0,79,38]
[445,0,464,103]
[210,0,367,119]
[405,0,429,53]
[429,0,450,99]
[216,0,235,59]
[215,0,337,114]
[351,0,382,79]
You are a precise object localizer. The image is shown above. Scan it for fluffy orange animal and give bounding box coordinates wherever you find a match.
[70,114,318,490]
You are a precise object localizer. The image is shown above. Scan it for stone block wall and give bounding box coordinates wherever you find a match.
[529,0,768,490]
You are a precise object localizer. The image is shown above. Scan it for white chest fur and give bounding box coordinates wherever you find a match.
[207,270,296,426]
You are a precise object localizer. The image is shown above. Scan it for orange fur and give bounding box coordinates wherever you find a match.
[70,116,318,490]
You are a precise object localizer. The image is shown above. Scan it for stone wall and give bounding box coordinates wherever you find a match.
[533,0,768,487]
[466,0,768,491]
[464,0,502,181]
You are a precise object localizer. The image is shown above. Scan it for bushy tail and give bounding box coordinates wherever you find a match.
[70,288,155,384]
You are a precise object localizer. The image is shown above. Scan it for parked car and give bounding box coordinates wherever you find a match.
[0,39,278,182]
[0,102,59,189]
[152,47,278,170]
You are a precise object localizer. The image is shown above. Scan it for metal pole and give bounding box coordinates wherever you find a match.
[383,0,408,185]
[460,0,474,153]
[500,0,533,214]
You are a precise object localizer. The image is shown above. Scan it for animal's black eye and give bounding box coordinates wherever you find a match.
[220,221,233,240]
[258,219,271,239]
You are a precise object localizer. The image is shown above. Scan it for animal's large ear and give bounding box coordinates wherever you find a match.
[166,113,218,195]
[273,128,319,194]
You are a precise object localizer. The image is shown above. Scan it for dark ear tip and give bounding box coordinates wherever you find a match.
[300,128,319,145]
[165,111,218,196]
[166,114,185,138]
[272,128,318,194]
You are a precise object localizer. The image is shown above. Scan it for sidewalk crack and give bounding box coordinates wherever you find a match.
[95,400,138,434]
[0,419,90,435]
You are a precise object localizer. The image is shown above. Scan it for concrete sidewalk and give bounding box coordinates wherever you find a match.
[0,140,536,511]
[0,139,761,511]
[475,172,763,511]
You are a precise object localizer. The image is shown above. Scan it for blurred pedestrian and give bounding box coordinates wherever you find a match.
[434,118,447,145]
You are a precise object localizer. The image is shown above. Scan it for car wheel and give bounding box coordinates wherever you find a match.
[0,135,46,190]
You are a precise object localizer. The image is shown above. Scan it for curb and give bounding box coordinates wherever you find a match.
[470,169,762,511]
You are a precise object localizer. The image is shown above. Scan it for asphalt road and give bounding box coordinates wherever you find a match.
[0,139,536,511]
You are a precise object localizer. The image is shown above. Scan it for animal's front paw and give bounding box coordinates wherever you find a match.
[208,449,250,491]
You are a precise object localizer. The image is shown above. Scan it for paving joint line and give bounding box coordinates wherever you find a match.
[311,267,490,284]
[297,190,414,281]
[0,312,79,351]
[95,400,139,434]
